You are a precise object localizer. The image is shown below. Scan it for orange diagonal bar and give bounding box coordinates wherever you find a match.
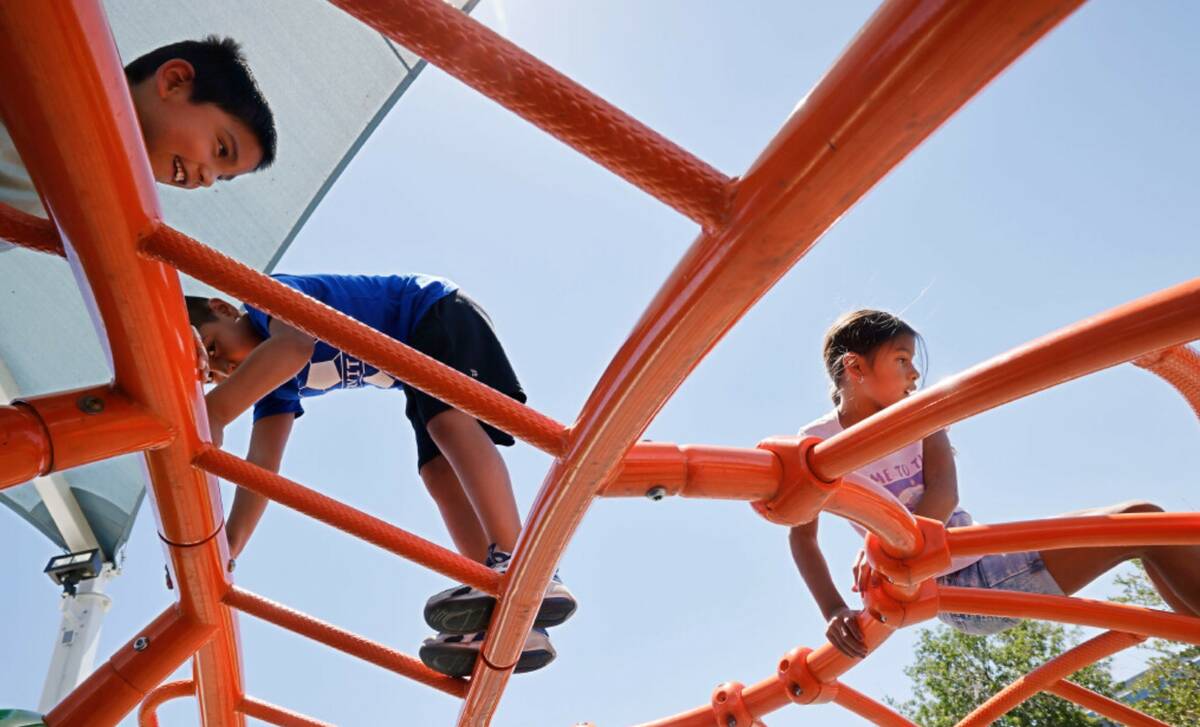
[326,0,732,228]
[240,696,335,727]
[831,683,918,727]
[224,587,467,698]
[939,587,1200,643]
[460,0,1086,721]
[1045,679,1169,727]
[955,630,1144,727]
[143,226,568,457]
[946,512,1200,558]
[0,201,63,256]
[1135,344,1200,420]
[197,448,500,595]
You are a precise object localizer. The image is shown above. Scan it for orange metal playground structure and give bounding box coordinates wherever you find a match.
[0,0,1198,725]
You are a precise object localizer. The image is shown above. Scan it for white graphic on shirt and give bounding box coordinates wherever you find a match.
[364,370,397,389]
[304,359,342,391]
[301,351,397,394]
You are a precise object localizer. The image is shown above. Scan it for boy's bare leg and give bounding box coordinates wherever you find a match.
[419,454,490,563]
[425,408,521,553]
[1039,501,1200,617]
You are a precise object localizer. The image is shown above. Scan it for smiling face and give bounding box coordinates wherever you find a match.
[854,334,920,408]
[130,59,265,189]
[195,299,262,382]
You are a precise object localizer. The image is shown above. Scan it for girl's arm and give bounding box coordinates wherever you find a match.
[914,429,958,523]
[790,518,868,658]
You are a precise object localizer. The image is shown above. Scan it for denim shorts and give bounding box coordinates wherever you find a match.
[936,550,1064,635]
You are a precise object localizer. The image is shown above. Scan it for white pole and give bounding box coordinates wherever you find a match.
[36,564,117,713]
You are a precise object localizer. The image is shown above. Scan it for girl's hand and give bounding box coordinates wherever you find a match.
[826,607,868,658]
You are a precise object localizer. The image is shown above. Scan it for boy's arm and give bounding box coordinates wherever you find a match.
[205,319,315,434]
[914,429,958,523]
[789,518,868,658]
[225,412,294,559]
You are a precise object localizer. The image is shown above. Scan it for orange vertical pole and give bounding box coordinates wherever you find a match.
[0,2,244,723]
[458,0,1086,721]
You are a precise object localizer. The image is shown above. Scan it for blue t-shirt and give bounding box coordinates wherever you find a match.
[246,273,456,421]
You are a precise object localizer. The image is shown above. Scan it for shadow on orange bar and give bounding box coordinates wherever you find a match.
[939,587,1200,643]
[955,630,1144,727]
[224,586,468,698]
[327,0,731,228]
[811,277,1200,482]
[1045,679,1168,727]
[197,447,499,595]
[946,512,1200,557]
[144,227,568,457]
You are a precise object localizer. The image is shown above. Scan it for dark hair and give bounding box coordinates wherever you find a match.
[124,36,277,170]
[185,296,219,328]
[822,309,924,404]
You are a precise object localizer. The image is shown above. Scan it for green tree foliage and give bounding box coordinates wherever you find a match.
[1111,562,1200,726]
[892,619,1116,726]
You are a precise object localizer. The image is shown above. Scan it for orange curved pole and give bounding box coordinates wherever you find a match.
[1135,344,1200,420]
[1045,679,1169,727]
[223,587,467,698]
[945,512,1200,557]
[239,697,334,727]
[137,679,196,727]
[831,682,917,727]
[457,0,1087,720]
[824,478,923,558]
[143,227,568,457]
[197,448,500,595]
[938,587,1200,643]
[954,630,1144,727]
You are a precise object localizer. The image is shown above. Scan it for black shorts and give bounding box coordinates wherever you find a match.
[404,291,526,469]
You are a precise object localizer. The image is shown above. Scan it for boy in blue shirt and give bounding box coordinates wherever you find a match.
[188,273,576,676]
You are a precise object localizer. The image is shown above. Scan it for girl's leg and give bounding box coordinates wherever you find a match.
[425,408,521,554]
[419,453,490,563]
[1039,501,1200,616]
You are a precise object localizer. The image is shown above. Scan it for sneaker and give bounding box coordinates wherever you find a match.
[419,627,556,678]
[424,544,577,634]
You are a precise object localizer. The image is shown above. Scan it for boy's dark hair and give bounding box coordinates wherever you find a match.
[185,296,219,328]
[124,36,277,170]
[822,309,925,404]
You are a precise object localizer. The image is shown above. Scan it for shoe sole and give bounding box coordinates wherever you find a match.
[419,641,555,678]
[424,590,577,634]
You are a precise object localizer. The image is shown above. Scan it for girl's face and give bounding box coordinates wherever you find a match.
[856,334,920,408]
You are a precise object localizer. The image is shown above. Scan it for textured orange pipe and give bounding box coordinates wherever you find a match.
[239,697,334,727]
[138,680,196,727]
[946,512,1200,557]
[939,587,1200,643]
[197,448,499,595]
[143,228,568,457]
[327,0,731,229]
[0,201,63,256]
[461,1,1087,721]
[224,587,467,698]
[955,630,1144,727]
[832,682,918,727]
[1135,344,1200,420]
[812,278,1200,482]
[0,2,246,720]
[1045,679,1168,727]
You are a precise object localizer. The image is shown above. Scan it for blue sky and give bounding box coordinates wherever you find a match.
[4,1,1200,725]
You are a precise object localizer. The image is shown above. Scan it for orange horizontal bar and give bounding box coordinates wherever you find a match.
[601,442,781,501]
[946,512,1200,557]
[811,277,1200,482]
[0,402,50,490]
[328,0,731,229]
[197,448,499,595]
[138,680,196,727]
[240,696,334,727]
[224,586,467,698]
[938,587,1200,643]
[0,202,63,256]
[832,682,917,727]
[1135,344,1200,420]
[460,0,1088,719]
[144,227,568,457]
[1045,679,1169,727]
[955,630,1144,727]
